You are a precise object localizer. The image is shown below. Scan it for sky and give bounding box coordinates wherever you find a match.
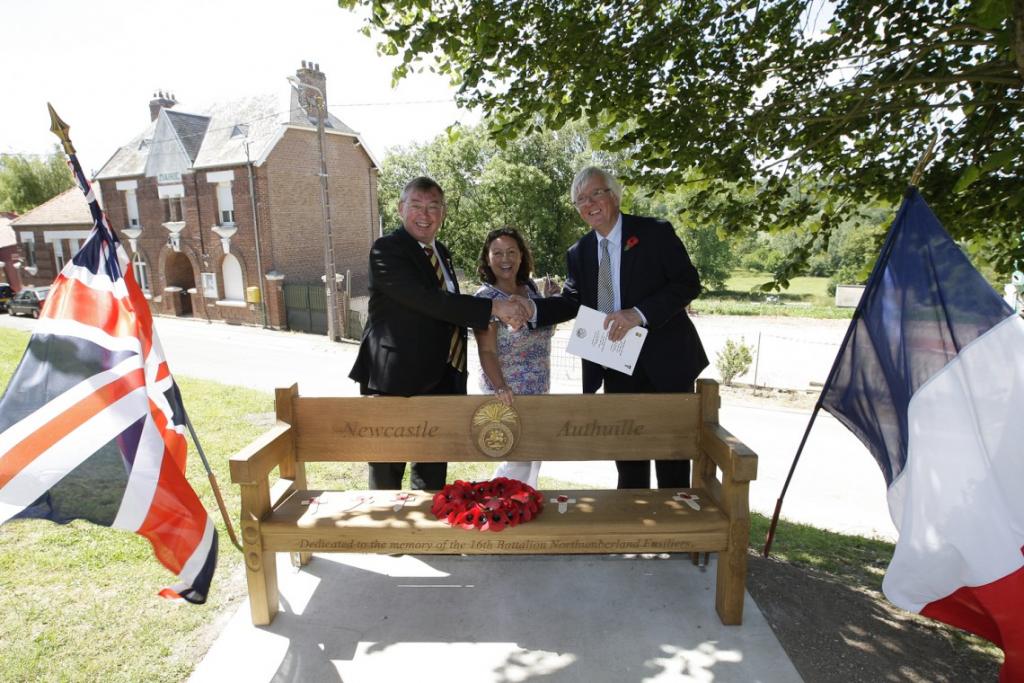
[0,0,474,175]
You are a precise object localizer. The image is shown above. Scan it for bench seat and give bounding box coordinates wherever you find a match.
[261,488,729,555]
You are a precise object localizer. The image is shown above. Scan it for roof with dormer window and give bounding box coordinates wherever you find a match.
[96,89,372,181]
[164,111,211,162]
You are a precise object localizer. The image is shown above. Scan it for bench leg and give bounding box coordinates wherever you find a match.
[242,522,279,626]
[239,479,281,625]
[715,536,749,625]
[290,551,313,567]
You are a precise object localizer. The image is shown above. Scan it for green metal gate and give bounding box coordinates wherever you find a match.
[283,283,326,335]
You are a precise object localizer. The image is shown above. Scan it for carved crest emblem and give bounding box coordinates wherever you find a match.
[471,400,521,458]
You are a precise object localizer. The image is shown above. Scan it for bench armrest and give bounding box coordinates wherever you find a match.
[230,422,294,485]
[701,423,758,483]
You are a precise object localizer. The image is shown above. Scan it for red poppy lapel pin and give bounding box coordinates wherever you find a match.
[625,235,640,251]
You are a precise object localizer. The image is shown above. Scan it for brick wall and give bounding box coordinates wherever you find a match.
[12,228,64,287]
[261,128,374,295]
[0,245,24,290]
[264,274,286,329]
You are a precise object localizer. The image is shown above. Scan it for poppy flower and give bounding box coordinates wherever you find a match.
[625,235,640,251]
[430,478,544,531]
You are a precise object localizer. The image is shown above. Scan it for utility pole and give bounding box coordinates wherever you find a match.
[288,75,340,341]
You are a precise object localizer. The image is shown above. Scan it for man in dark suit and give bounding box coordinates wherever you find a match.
[532,167,709,489]
[349,176,526,490]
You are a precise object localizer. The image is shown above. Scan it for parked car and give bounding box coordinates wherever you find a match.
[0,283,14,313]
[8,286,50,319]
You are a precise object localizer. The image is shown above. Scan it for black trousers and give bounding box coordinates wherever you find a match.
[363,365,464,491]
[603,369,694,490]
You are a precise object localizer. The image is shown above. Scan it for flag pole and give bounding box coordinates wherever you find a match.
[49,104,242,554]
[762,186,915,558]
[184,414,243,552]
[909,131,942,188]
[762,403,824,557]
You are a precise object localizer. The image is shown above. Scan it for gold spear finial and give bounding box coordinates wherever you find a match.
[47,102,76,156]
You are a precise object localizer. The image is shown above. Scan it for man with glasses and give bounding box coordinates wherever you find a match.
[350,176,529,490]
[531,166,708,489]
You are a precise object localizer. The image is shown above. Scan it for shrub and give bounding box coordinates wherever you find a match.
[716,337,754,385]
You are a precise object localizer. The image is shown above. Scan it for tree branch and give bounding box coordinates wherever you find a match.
[761,98,1017,125]
[1016,0,1024,80]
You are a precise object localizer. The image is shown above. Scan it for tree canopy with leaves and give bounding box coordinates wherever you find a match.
[341,0,1024,277]
[0,148,73,215]
[0,148,73,214]
[379,122,594,276]
[379,121,743,290]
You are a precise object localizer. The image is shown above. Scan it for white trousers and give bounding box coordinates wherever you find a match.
[492,460,542,488]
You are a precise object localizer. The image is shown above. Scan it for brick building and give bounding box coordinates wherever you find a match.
[10,189,93,288]
[93,61,379,333]
[1,211,27,290]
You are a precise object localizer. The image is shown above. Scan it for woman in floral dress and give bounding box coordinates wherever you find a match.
[473,226,559,487]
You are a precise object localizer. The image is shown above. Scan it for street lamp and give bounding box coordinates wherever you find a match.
[287,75,341,342]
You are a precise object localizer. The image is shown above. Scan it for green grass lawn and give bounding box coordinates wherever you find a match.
[0,327,271,683]
[693,271,855,319]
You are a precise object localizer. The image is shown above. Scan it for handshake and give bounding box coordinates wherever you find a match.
[491,295,536,331]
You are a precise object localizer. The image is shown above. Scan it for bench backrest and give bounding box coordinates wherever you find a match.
[278,380,721,464]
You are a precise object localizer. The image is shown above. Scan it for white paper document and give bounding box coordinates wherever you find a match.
[565,305,648,375]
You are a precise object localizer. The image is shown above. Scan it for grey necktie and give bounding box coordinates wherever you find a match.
[597,238,614,313]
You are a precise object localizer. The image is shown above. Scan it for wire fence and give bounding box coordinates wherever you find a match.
[466,319,847,394]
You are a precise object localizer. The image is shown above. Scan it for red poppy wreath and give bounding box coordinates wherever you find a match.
[431,478,544,532]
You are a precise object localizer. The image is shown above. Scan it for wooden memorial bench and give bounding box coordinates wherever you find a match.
[230,379,758,627]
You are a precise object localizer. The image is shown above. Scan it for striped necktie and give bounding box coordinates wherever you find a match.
[423,246,466,372]
[598,238,615,313]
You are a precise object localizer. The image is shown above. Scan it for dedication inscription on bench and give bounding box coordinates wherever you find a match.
[276,489,726,556]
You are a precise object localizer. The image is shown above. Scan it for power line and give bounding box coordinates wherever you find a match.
[0,98,462,158]
[329,98,455,108]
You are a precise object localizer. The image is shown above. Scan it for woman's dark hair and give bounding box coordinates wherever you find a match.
[477,226,535,287]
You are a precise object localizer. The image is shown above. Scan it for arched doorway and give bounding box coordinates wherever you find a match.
[164,251,196,316]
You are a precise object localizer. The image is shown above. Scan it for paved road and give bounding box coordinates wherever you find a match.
[0,312,896,540]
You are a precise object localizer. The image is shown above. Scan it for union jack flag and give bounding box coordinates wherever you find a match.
[0,117,217,603]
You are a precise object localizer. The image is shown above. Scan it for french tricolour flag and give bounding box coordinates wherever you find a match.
[820,188,1024,680]
[0,149,217,603]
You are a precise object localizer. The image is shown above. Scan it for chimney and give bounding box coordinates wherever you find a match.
[149,90,177,121]
[294,60,328,116]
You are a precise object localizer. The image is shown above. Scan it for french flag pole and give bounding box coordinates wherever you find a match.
[763,175,1024,679]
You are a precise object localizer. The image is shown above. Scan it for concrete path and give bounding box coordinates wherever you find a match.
[189,553,801,683]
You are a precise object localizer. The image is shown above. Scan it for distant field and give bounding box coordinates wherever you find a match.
[722,272,832,302]
[693,271,854,319]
